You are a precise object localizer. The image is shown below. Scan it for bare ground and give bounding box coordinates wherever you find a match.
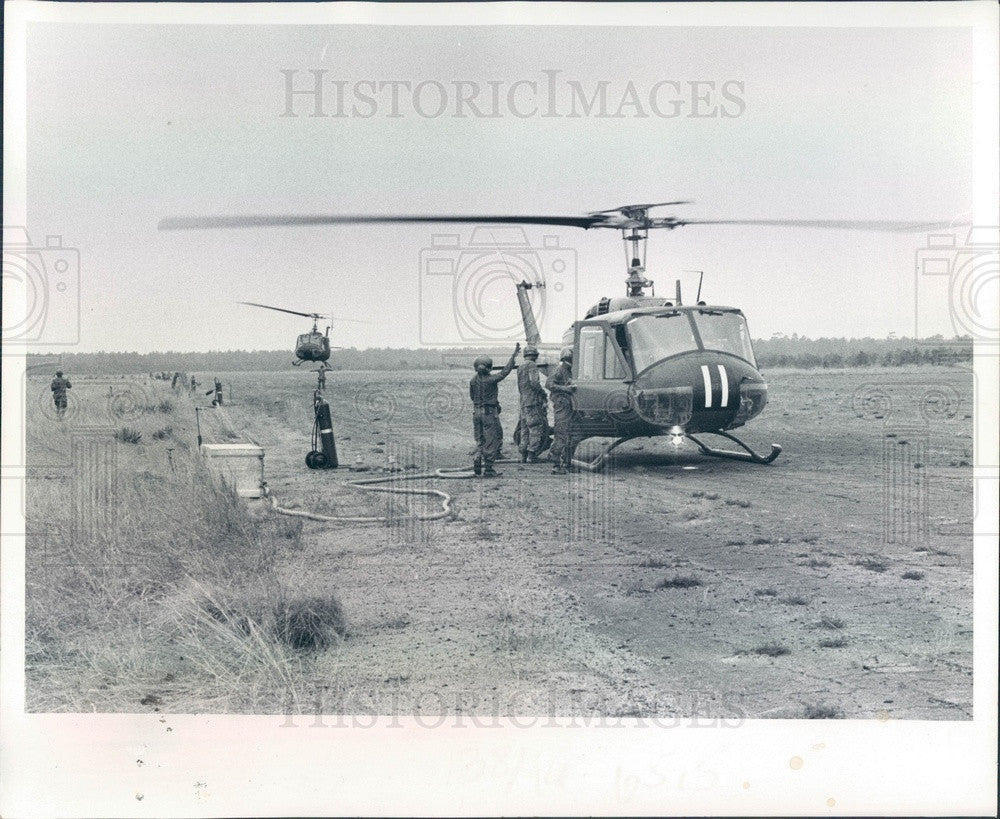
[228,366,975,719]
[24,366,974,717]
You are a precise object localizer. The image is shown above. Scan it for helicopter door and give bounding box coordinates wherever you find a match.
[573,323,633,433]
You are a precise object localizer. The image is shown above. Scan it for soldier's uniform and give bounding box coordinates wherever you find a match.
[469,350,518,475]
[50,372,72,419]
[546,352,575,473]
[516,350,547,462]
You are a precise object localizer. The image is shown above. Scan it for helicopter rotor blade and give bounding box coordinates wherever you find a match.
[167,212,970,235]
[239,301,317,318]
[161,213,604,230]
[671,218,969,232]
[240,302,371,324]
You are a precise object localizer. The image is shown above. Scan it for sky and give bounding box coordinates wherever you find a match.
[11,16,987,353]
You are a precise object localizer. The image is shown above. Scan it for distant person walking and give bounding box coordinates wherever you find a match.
[190,375,197,393]
[469,344,519,477]
[516,345,548,463]
[317,365,327,391]
[545,347,576,474]
[206,377,223,406]
[50,370,72,420]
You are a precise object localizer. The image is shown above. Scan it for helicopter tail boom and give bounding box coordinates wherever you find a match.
[515,281,543,346]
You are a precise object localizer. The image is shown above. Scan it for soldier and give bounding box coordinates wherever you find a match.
[316,365,327,391]
[516,345,548,463]
[50,370,72,420]
[190,375,197,392]
[206,377,223,406]
[469,344,520,477]
[545,347,576,474]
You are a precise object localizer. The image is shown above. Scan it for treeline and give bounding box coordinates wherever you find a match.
[27,347,482,374]
[753,336,972,369]
[30,337,972,374]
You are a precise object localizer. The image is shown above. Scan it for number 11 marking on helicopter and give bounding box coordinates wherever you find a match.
[701,364,729,408]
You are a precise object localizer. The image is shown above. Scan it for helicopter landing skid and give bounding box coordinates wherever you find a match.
[685,431,782,465]
[570,437,637,472]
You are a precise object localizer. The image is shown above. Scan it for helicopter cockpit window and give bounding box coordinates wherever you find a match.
[577,326,605,381]
[627,314,698,372]
[693,311,756,365]
[578,325,628,381]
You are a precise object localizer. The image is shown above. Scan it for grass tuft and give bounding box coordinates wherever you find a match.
[115,426,143,444]
[749,642,790,657]
[638,556,672,569]
[855,556,888,573]
[803,702,844,719]
[819,636,848,648]
[655,574,703,590]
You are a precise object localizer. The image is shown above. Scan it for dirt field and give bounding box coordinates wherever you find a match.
[25,365,974,718]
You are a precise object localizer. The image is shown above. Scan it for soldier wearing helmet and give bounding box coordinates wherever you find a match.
[469,343,520,477]
[545,346,576,474]
[515,344,548,463]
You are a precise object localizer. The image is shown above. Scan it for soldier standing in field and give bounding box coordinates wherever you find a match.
[50,370,72,420]
[545,347,576,474]
[516,345,548,463]
[206,377,223,406]
[469,344,520,477]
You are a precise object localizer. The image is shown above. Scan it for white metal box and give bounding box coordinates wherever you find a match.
[200,444,265,498]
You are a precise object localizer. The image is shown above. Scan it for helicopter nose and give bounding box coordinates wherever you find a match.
[633,354,767,428]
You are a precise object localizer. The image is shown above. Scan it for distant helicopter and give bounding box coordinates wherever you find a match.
[166,204,959,468]
[239,301,363,367]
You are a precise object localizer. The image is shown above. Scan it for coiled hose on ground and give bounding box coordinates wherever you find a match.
[263,459,524,523]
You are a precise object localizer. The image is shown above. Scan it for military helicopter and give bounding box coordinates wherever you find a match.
[238,301,363,366]
[165,204,958,468]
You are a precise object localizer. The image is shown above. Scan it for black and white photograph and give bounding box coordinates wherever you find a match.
[2,1,997,815]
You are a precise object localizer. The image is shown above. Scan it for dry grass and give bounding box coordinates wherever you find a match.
[819,636,849,649]
[655,574,703,590]
[803,702,844,719]
[748,642,790,657]
[25,380,344,712]
[638,556,672,569]
[855,556,889,573]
